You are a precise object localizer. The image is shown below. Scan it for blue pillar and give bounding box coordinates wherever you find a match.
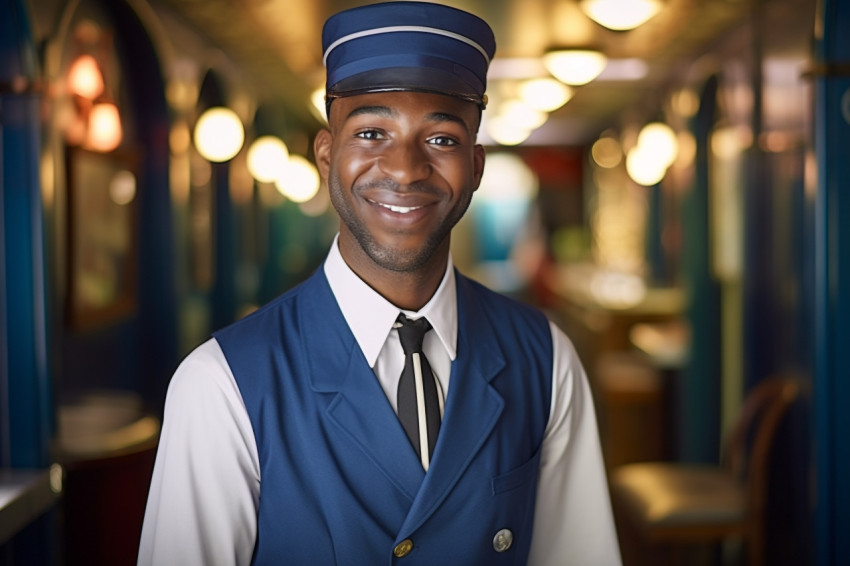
[680,75,722,463]
[212,162,237,330]
[0,0,53,470]
[814,2,850,565]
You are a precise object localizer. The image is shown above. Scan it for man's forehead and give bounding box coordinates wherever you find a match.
[330,91,479,128]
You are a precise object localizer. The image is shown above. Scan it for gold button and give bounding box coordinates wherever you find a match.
[393,538,414,558]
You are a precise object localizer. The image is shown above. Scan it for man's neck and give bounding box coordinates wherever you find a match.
[336,236,449,311]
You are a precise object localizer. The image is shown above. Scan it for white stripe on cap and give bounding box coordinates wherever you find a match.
[323,25,491,67]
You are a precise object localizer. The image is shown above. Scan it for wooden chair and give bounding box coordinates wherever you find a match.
[609,375,802,566]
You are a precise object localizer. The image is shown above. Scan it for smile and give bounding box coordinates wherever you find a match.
[368,199,425,214]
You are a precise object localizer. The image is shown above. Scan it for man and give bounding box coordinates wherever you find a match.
[138,2,621,564]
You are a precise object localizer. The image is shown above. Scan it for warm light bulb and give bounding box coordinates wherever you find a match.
[478,153,538,201]
[581,0,662,31]
[68,54,104,99]
[518,78,573,112]
[485,116,531,146]
[543,50,607,86]
[637,122,678,168]
[247,136,290,183]
[109,170,136,205]
[626,145,666,186]
[500,100,548,130]
[591,136,622,168]
[86,102,122,152]
[311,86,328,123]
[275,155,320,203]
[194,107,245,162]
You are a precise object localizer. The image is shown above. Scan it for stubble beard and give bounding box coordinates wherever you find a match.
[328,173,473,274]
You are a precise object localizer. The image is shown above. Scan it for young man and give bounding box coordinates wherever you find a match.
[138,2,621,564]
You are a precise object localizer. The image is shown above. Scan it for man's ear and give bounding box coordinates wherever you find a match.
[314,128,333,181]
[472,144,485,191]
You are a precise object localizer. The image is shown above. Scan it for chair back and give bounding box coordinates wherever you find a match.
[721,375,803,565]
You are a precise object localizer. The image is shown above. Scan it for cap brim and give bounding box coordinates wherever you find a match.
[327,67,486,107]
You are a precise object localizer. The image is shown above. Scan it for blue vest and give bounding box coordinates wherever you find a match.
[214,268,553,565]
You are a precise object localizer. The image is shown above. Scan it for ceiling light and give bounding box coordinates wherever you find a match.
[518,78,573,112]
[194,107,245,162]
[581,0,662,31]
[275,155,320,203]
[479,153,539,201]
[500,100,548,130]
[625,121,679,185]
[247,136,290,183]
[591,136,622,168]
[543,49,607,86]
[485,116,532,146]
[626,146,666,186]
[637,122,678,168]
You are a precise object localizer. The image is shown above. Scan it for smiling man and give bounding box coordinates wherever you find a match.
[139,2,621,565]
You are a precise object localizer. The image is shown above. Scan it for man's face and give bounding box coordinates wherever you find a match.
[314,91,485,275]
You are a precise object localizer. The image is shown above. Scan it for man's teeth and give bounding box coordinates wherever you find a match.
[374,201,423,214]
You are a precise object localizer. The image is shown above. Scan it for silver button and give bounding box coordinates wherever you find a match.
[493,528,513,552]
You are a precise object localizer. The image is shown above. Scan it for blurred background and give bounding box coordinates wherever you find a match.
[1,0,848,564]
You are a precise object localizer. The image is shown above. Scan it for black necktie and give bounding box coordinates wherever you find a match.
[396,314,441,470]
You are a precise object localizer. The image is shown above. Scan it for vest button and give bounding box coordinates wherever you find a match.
[493,528,514,552]
[394,538,414,558]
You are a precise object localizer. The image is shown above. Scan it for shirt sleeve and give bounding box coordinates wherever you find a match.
[138,339,260,566]
[527,321,623,566]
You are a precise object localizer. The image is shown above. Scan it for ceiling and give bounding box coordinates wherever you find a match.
[148,0,756,146]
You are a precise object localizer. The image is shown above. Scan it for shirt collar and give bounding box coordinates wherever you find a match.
[323,235,458,368]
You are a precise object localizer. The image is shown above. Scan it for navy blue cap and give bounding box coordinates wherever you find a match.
[322,2,496,108]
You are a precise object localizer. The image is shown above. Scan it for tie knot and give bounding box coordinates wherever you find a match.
[396,315,431,355]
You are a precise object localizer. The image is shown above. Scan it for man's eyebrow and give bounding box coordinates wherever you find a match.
[345,105,396,121]
[426,112,469,130]
[343,105,469,130]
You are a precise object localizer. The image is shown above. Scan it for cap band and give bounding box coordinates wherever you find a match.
[323,25,492,67]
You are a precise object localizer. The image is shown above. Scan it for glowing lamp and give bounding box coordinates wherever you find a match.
[194,107,245,162]
[275,155,320,203]
[581,0,662,31]
[543,49,607,86]
[68,54,104,99]
[86,102,122,152]
[518,78,573,112]
[637,122,678,168]
[247,136,290,183]
[626,145,666,186]
[485,116,531,146]
[591,136,623,169]
[500,100,547,130]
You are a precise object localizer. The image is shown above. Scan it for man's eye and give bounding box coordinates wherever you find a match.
[355,130,384,140]
[428,136,458,147]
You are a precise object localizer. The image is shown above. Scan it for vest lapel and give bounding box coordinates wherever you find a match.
[301,270,425,501]
[399,274,506,535]
[298,270,507,533]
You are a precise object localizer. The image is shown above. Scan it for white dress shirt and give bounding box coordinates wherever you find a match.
[138,239,622,566]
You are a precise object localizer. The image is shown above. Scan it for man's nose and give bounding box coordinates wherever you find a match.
[378,140,431,186]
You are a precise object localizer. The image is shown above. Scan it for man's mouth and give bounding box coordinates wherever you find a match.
[368,199,425,214]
